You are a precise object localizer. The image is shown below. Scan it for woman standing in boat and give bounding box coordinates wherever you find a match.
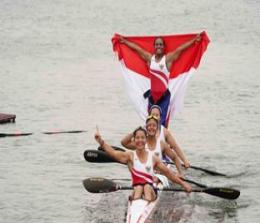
[95,127,191,202]
[149,105,190,168]
[119,34,201,127]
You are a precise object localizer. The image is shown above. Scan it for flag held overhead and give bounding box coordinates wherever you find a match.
[112,32,210,127]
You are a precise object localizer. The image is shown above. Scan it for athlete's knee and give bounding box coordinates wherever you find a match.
[144,193,156,202]
[132,185,143,200]
[143,184,156,201]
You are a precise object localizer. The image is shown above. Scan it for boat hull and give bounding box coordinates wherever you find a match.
[126,192,161,223]
[126,181,166,223]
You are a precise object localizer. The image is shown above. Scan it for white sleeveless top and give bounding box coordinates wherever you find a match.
[149,55,170,102]
[132,150,154,177]
[150,55,170,77]
[146,139,163,160]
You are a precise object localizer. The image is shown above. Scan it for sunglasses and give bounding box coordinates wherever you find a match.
[146,115,159,123]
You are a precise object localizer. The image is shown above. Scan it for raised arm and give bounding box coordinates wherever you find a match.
[95,132,130,164]
[121,132,136,150]
[166,33,201,70]
[120,37,152,64]
[153,156,191,192]
[161,141,183,177]
[164,129,190,168]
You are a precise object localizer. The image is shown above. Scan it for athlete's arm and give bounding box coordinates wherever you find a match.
[153,156,191,192]
[121,132,136,150]
[164,129,190,168]
[95,132,130,164]
[161,141,183,177]
[166,34,201,70]
[119,37,152,64]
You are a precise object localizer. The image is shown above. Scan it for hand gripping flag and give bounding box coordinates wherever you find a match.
[112,32,210,128]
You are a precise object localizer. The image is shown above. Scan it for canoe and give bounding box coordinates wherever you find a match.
[126,181,165,223]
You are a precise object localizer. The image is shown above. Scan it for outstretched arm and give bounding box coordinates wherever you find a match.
[161,141,183,177]
[95,131,130,164]
[119,37,152,64]
[165,129,190,168]
[154,156,191,192]
[121,132,136,150]
[166,34,201,70]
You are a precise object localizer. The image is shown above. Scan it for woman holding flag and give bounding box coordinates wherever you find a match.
[112,32,209,128]
[118,33,201,127]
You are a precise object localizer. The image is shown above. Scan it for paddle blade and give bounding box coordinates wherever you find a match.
[0,133,33,137]
[84,150,116,163]
[83,178,119,193]
[204,187,240,200]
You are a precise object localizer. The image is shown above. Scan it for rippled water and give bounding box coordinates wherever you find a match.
[0,0,259,222]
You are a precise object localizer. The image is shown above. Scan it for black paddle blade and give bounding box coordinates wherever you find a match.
[0,133,33,137]
[83,150,116,163]
[83,178,119,193]
[204,187,240,200]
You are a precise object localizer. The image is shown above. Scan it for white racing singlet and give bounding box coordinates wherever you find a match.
[146,139,163,160]
[131,151,154,186]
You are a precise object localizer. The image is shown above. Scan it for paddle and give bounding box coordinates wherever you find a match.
[180,178,207,188]
[84,149,122,163]
[42,130,87,134]
[111,177,207,188]
[0,133,33,137]
[83,178,240,200]
[84,150,223,191]
[0,130,86,138]
[87,147,227,177]
[187,165,226,177]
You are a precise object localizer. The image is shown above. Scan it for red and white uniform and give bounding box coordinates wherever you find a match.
[131,151,154,186]
[149,55,170,102]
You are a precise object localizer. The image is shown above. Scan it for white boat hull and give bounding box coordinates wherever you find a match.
[126,192,160,223]
[126,181,167,223]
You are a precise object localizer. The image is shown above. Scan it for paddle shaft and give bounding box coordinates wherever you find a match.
[181,178,207,188]
[112,178,207,188]
[117,186,202,192]
[83,178,240,200]
[42,130,87,134]
[94,147,227,176]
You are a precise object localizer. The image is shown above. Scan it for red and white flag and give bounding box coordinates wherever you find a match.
[112,32,210,127]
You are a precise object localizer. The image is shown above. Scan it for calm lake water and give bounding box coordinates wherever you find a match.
[0,0,259,222]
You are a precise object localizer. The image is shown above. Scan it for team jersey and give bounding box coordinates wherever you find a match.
[131,150,154,186]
